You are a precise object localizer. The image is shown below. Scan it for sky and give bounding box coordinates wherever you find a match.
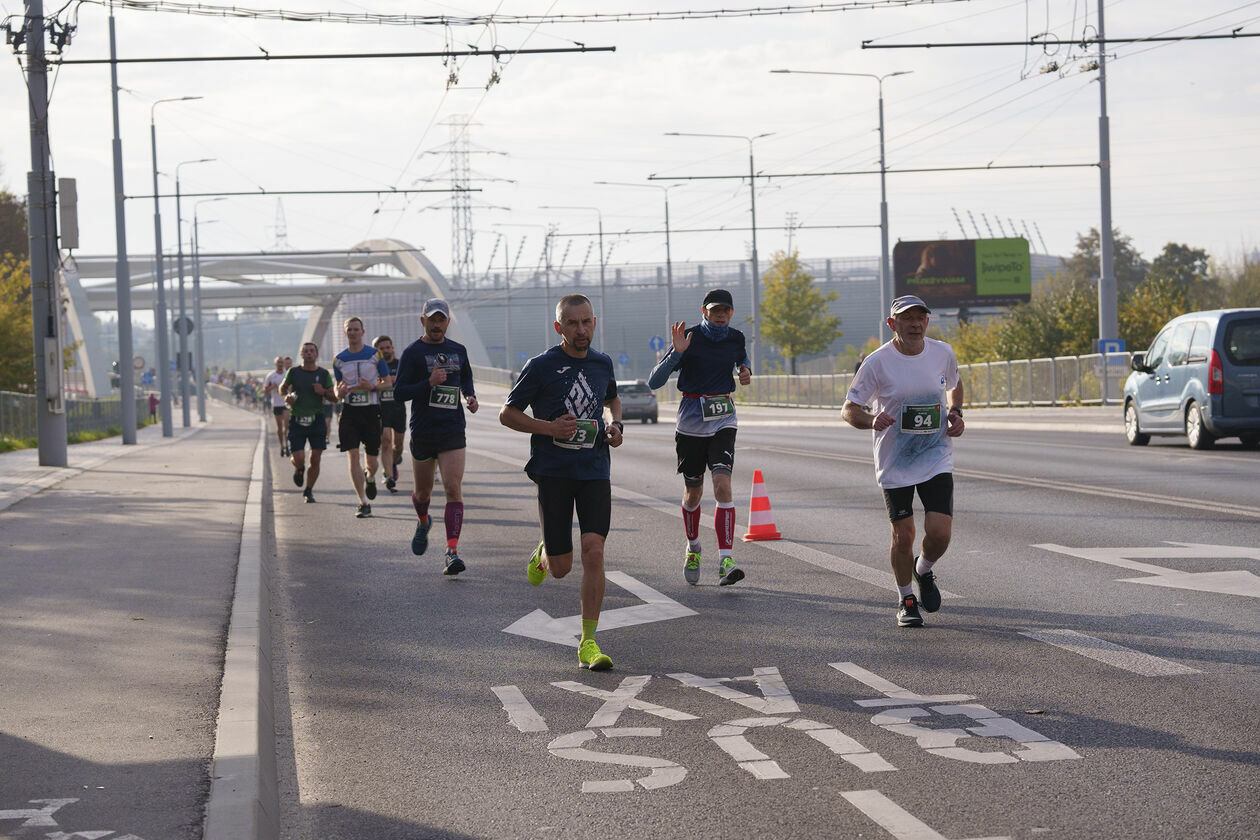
[2,0,1258,287]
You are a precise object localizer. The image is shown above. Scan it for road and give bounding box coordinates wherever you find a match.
[268,396,1260,840]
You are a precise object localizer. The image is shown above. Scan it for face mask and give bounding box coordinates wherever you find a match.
[700,317,729,342]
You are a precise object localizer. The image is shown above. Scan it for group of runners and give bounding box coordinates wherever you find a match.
[272,287,965,670]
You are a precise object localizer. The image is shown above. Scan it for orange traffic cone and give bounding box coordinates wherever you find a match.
[742,469,782,541]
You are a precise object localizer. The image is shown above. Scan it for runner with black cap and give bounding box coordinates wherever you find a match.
[648,287,752,587]
[841,294,966,627]
[394,298,478,575]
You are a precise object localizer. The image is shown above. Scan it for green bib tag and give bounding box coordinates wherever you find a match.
[295,414,314,427]
[379,387,395,402]
[346,390,370,407]
[553,418,599,450]
[700,394,734,421]
[901,403,941,434]
[429,384,460,409]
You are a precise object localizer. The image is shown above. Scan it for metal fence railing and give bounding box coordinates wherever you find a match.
[0,391,151,442]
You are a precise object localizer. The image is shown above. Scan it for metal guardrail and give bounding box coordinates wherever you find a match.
[472,351,1132,410]
[0,391,151,441]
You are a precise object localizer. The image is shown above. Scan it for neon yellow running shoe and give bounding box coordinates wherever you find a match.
[719,556,745,586]
[684,549,701,585]
[578,638,613,671]
[527,540,547,586]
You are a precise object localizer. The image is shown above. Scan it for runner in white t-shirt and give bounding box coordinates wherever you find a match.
[262,356,290,457]
[842,295,966,628]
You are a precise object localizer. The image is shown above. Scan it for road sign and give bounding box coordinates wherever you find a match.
[141,372,154,385]
[518,351,529,363]
[617,353,630,365]
[132,355,145,370]
[173,316,195,336]
[1098,339,1125,354]
[649,335,665,351]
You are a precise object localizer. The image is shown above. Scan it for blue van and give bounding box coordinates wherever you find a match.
[1123,309,1260,449]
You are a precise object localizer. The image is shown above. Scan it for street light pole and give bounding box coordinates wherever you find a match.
[193,197,224,422]
[595,181,678,337]
[107,7,137,444]
[665,132,772,374]
[540,205,605,329]
[175,157,214,428]
[771,69,912,341]
[149,95,202,436]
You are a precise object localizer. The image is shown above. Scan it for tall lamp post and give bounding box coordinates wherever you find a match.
[665,131,772,374]
[174,157,214,427]
[540,205,605,329]
[192,197,225,422]
[150,95,202,436]
[595,181,679,336]
[771,69,911,339]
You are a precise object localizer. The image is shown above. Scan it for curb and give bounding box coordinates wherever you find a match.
[204,420,278,840]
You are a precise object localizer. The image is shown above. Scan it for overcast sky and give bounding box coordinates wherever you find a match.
[2,0,1257,283]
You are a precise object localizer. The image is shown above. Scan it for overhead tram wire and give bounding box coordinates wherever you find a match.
[861,32,1260,49]
[51,44,615,64]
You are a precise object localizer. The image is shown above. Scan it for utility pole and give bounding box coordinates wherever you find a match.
[108,6,137,444]
[1096,0,1118,344]
[23,0,68,466]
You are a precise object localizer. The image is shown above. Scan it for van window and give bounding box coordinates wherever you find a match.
[1166,322,1195,366]
[1186,322,1211,364]
[1223,318,1260,367]
[1145,330,1171,369]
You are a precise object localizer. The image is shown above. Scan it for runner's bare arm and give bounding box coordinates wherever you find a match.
[842,399,894,431]
[499,404,577,438]
[604,397,623,447]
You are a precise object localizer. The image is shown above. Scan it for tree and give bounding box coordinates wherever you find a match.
[1148,242,1218,309]
[1219,259,1260,309]
[757,250,842,374]
[0,187,27,259]
[0,255,33,391]
[1120,276,1187,351]
[1060,227,1148,296]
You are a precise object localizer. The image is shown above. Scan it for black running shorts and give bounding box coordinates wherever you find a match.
[338,404,382,456]
[380,401,406,434]
[675,427,737,488]
[287,414,327,452]
[410,430,466,462]
[882,472,954,522]
[529,474,612,556]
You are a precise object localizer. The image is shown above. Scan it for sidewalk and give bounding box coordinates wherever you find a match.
[0,404,268,840]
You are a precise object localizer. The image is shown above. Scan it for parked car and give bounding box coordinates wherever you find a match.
[617,379,658,423]
[1123,308,1260,449]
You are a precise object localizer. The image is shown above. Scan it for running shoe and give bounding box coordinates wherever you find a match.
[578,638,613,671]
[292,466,304,487]
[411,516,431,556]
[913,560,941,613]
[684,548,701,585]
[718,557,745,587]
[355,503,372,519]
[365,479,377,500]
[303,488,315,503]
[443,549,465,576]
[897,593,923,627]
[385,476,397,493]
[527,540,547,586]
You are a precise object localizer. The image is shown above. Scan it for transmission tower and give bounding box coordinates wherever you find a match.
[270,198,290,250]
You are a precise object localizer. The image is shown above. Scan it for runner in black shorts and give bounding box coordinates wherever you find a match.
[500,294,624,671]
[648,288,752,587]
[393,299,479,575]
[281,342,336,503]
[333,316,391,519]
[372,335,406,493]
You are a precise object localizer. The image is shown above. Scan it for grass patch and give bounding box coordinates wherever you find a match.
[0,436,38,453]
[67,425,124,444]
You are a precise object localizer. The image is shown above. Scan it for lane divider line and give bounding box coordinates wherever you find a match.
[1019,629,1201,677]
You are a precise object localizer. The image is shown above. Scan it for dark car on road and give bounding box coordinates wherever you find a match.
[1124,308,1260,449]
[618,379,658,423]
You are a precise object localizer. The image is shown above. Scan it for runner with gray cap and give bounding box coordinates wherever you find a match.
[393,297,479,575]
[841,294,966,627]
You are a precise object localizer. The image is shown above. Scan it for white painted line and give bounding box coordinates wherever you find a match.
[491,685,549,733]
[829,662,976,706]
[841,789,1012,840]
[1019,629,1201,676]
[1034,543,1260,598]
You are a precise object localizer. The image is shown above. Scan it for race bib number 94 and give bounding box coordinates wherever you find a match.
[429,385,460,409]
[553,418,599,450]
[700,394,734,421]
[901,403,941,434]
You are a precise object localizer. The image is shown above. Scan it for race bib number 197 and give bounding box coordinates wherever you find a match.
[700,394,734,421]
[901,403,941,434]
[553,418,599,450]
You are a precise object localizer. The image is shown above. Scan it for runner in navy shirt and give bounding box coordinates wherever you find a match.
[500,294,624,671]
[393,298,479,575]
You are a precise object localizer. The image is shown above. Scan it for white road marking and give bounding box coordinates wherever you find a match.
[841,789,1012,840]
[668,666,800,715]
[552,676,698,726]
[1033,542,1260,598]
[1019,629,1202,677]
[502,571,698,645]
[547,728,687,792]
[490,685,549,732]
[0,799,78,828]
[829,662,976,707]
[706,716,896,779]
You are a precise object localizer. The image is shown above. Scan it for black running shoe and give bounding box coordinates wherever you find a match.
[355,503,372,519]
[365,479,377,500]
[385,476,397,493]
[443,549,465,576]
[411,516,431,555]
[303,488,315,503]
[913,561,941,613]
[897,593,923,627]
[293,466,304,487]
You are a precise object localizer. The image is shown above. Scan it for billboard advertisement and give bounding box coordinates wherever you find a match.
[893,237,1031,308]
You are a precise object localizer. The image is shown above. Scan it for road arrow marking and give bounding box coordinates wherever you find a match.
[503,571,698,646]
[1033,542,1260,598]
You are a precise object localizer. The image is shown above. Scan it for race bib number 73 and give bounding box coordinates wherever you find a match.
[553,418,599,450]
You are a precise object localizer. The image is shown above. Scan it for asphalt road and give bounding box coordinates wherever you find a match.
[268,400,1260,840]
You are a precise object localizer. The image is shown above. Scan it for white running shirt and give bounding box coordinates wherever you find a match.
[264,371,287,408]
[846,337,960,489]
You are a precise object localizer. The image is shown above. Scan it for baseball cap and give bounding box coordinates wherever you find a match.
[889,294,931,316]
[422,298,451,318]
[702,288,734,310]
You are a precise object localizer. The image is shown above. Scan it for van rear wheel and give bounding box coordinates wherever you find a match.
[1185,401,1216,450]
[1124,402,1150,446]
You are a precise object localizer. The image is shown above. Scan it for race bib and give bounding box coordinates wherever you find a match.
[553,418,599,450]
[429,385,460,409]
[346,390,370,407]
[901,403,942,434]
[700,394,734,421]
[380,387,395,403]
[295,415,314,427]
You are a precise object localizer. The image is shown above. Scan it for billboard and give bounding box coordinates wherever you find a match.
[893,237,1031,308]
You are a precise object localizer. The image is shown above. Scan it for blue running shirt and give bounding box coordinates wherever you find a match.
[393,338,476,438]
[332,346,391,407]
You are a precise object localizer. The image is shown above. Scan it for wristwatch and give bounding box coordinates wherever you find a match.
[948,407,963,417]
[611,420,625,431]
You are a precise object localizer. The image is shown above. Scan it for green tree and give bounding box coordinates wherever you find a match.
[1120,275,1188,351]
[1060,227,1148,296]
[757,250,842,374]
[1220,259,1260,308]
[0,255,33,391]
[1148,242,1219,309]
[1,187,27,259]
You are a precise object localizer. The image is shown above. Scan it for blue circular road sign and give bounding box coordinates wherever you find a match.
[649,335,665,351]
[618,353,631,365]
